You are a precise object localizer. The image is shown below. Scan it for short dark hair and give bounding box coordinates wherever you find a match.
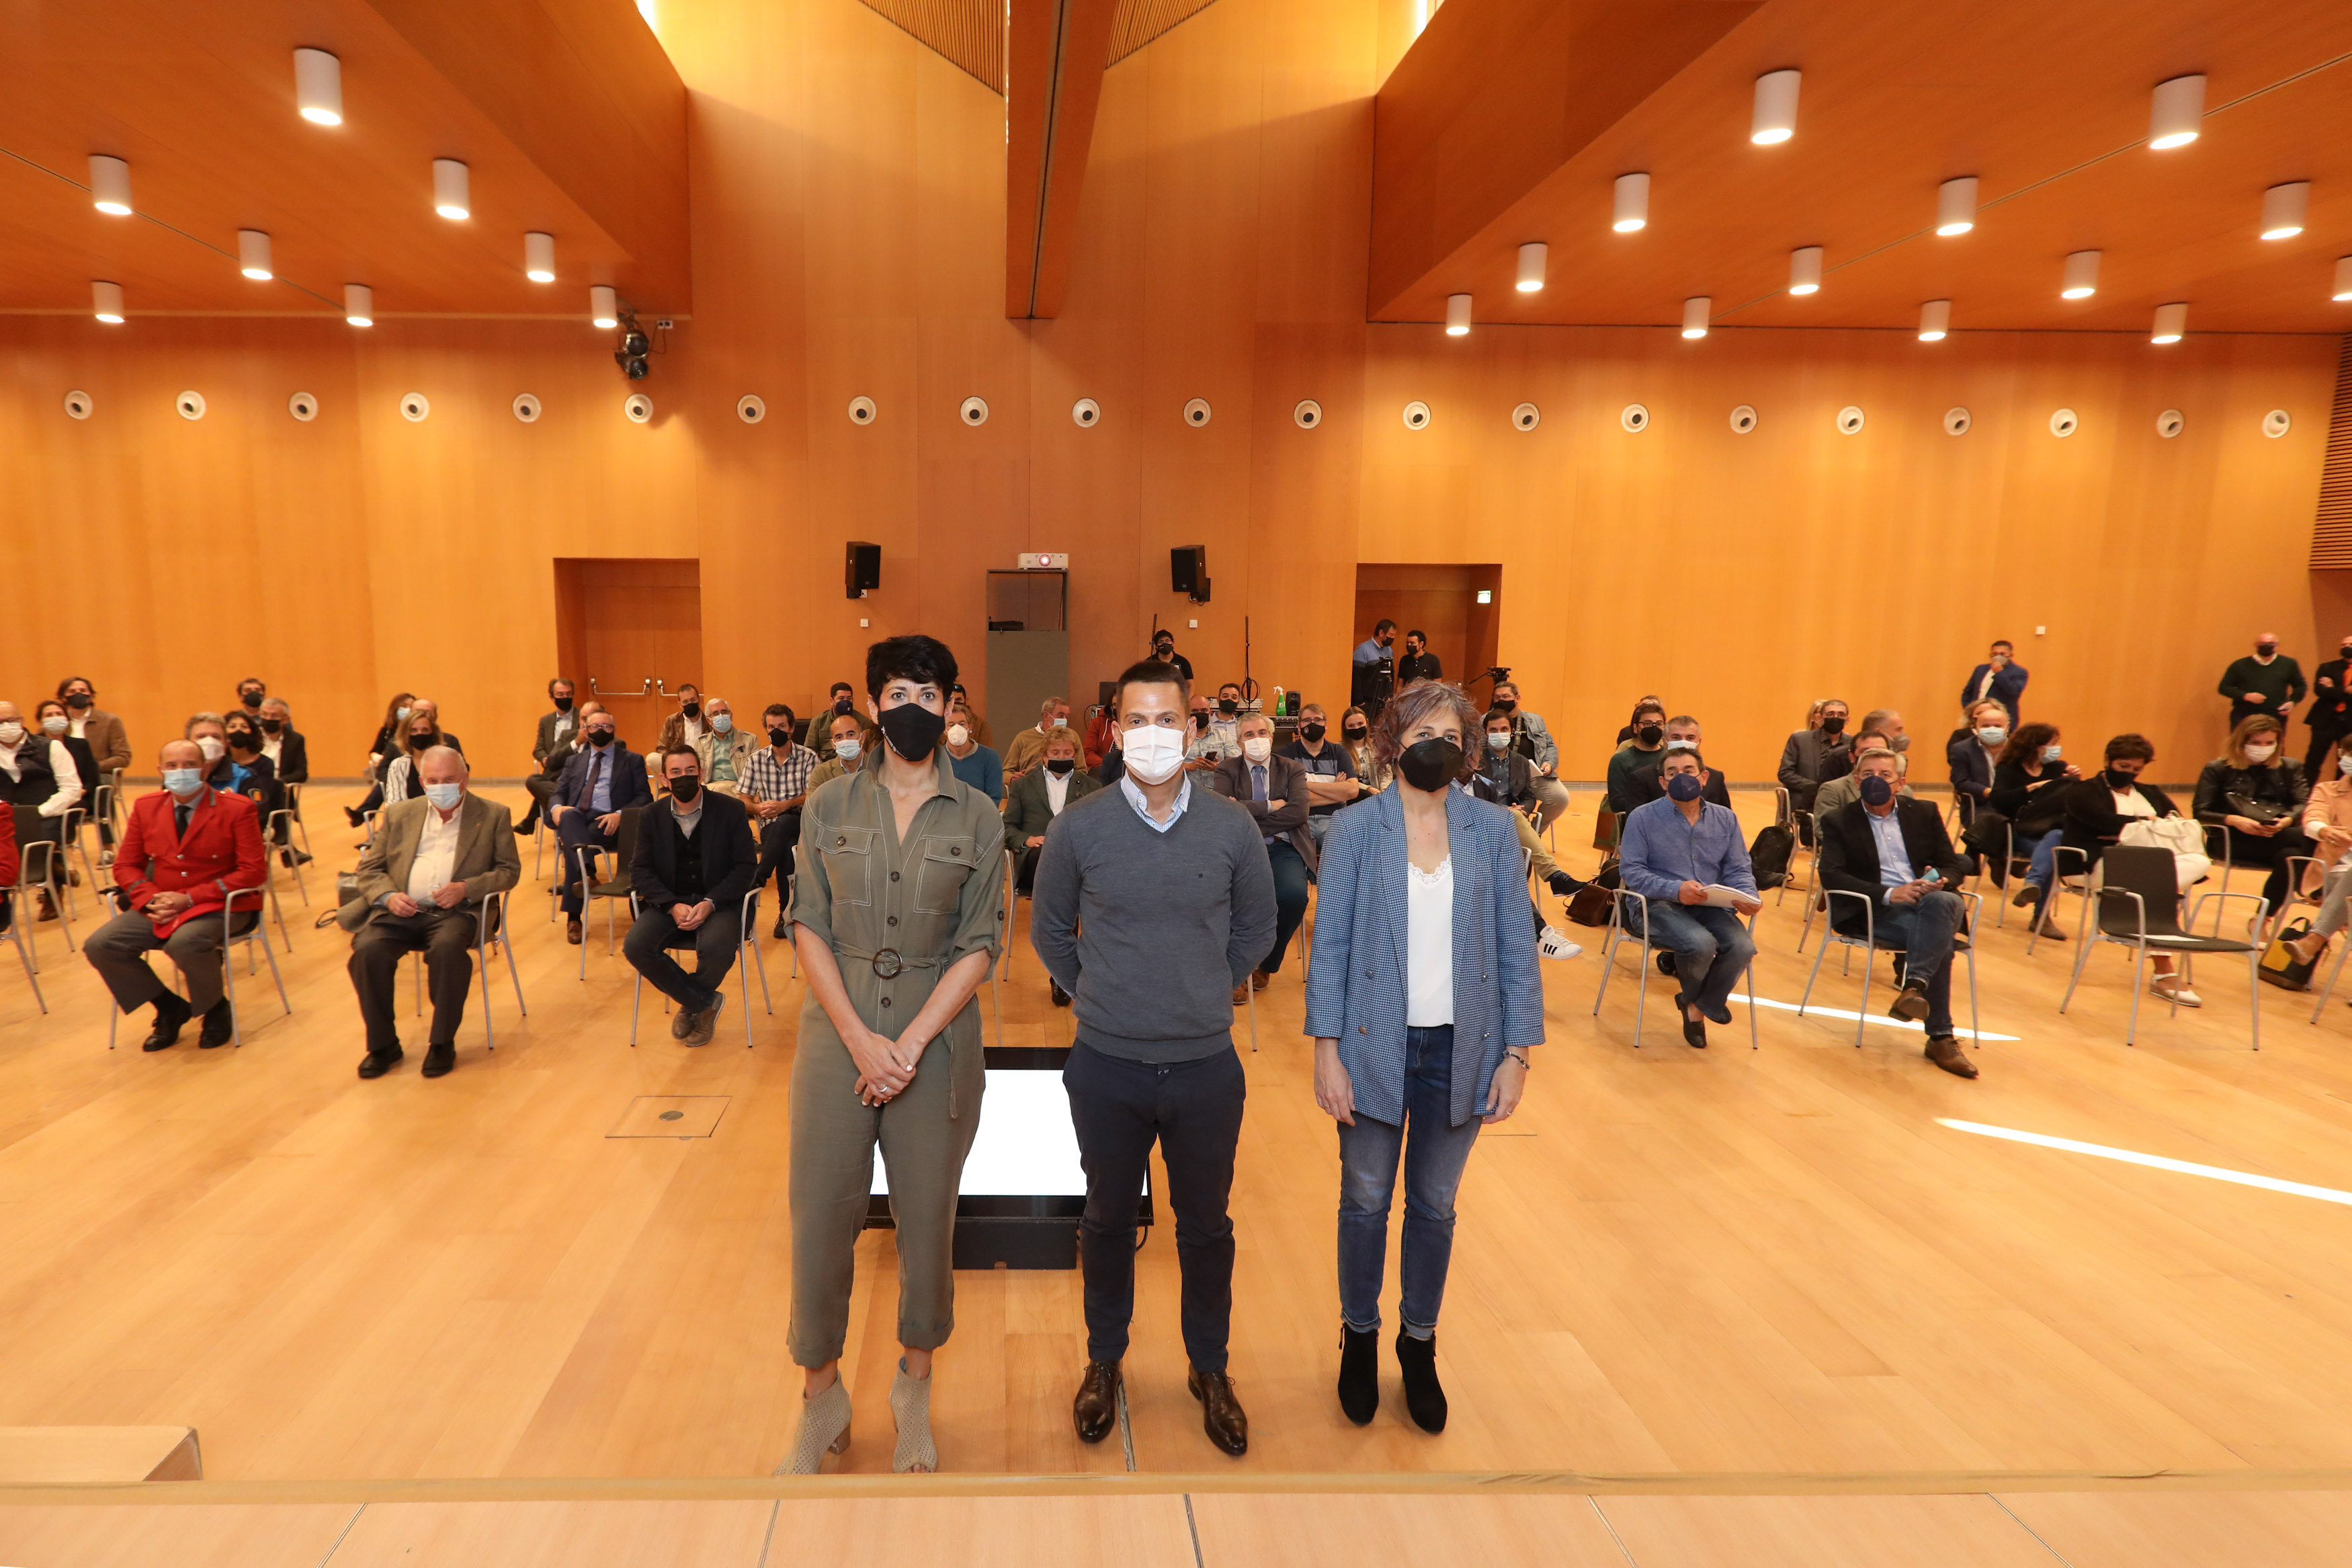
[829,681,855,696]
[1373,618,1396,635]
[660,744,700,770]
[2105,732,2156,764]
[865,635,958,701]
[1990,639,2014,651]
[1632,701,1667,724]
[1113,658,1189,715]
[1666,713,1699,730]
[238,676,265,692]
[1217,681,1242,697]
[55,676,94,697]
[1151,628,1174,644]
[1661,744,1706,772]
[548,676,574,695]
[1405,628,1427,642]
[1482,707,1513,729]
[763,703,793,723]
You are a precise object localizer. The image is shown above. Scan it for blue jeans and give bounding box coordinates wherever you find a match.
[2023,828,2062,890]
[1337,1026,1482,1338]
[1878,889,1964,1036]
[1641,902,1756,1018]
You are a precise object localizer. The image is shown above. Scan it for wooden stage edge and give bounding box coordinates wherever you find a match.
[10,1466,2352,1506]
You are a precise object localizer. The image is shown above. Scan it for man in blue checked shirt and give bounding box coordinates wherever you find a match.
[1618,745,1761,1049]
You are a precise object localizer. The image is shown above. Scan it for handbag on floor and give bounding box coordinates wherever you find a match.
[2259,916,2320,990]
[1566,857,1620,928]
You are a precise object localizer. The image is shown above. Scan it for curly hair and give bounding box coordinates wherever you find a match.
[1370,681,1480,769]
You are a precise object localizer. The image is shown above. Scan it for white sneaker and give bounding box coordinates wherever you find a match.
[1538,926,1583,961]
[2151,979,2202,1008]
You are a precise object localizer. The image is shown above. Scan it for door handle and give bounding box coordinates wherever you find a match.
[588,677,654,697]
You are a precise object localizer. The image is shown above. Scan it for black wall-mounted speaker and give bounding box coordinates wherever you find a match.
[1171,545,1207,599]
[845,540,882,598]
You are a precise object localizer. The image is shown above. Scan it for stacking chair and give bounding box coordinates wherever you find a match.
[407,889,526,1050]
[1592,887,1758,1048]
[2022,845,2091,957]
[12,830,74,961]
[2,890,43,1012]
[281,782,314,861]
[265,805,308,906]
[58,804,97,918]
[1798,888,1982,1049]
[1779,810,1818,908]
[627,885,773,1046]
[2058,844,2265,1049]
[103,885,289,1049]
[574,805,645,979]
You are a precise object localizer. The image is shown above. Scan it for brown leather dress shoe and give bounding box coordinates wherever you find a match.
[1072,1359,1122,1444]
[1925,1034,1978,1078]
[1250,969,1271,992]
[1187,1366,1249,1456]
[566,917,584,945]
[1230,984,1248,1005]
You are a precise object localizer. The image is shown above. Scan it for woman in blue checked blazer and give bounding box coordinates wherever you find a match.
[1302,680,1544,1435]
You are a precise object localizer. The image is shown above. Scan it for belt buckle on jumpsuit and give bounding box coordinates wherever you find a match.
[870,947,904,978]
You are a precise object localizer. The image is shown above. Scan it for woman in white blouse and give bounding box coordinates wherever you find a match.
[1302,681,1544,1436]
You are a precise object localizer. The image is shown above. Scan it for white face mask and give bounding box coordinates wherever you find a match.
[1049,715,1068,728]
[422,782,464,811]
[196,736,226,762]
[1486,731,1511,750]
[835,736,862,762]
[2245,742,2278,763]
[42,716,67,736]
[946,724,970,748]
[1122,724,1185,784]
[1242,736,1273,763]
[0,723,21,746]
[710,713,732,734]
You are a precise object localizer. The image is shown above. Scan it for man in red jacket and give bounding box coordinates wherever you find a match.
[85,740,267,1049]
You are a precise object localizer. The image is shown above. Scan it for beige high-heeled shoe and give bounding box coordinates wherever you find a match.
[779,1378,851,1475]
[890,1359,937,1473]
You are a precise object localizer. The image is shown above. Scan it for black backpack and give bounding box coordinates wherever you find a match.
[1748,824,1794,889]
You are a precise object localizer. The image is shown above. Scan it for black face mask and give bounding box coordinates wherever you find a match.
[239,691,263,709]
[588,729,615,748]
[408,732,434,750]
[553,695,574,711]
[1397,737,1464,792]
[226,729,257,751]
[260,718,284,734]
[1046,758,1076,777]
[1495,699,1516,713]
[1218,698,1239,715]
[876,701,947,761]
[1300,722,1327,744]
[1343,725,1367,742]
[2103,768,2138,791]
[767,727,791,747]
[65,693,91,710]
[682,702,700,719]
[1153,644,1173,660]
[669,776,701,803]
[833,696,855,715]
[1637,724,1664,746]
[1820,714,1846,736]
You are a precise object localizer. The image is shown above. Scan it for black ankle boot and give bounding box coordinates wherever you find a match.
[1394,1330,1446,1433]
[1337,1326,1378,1426]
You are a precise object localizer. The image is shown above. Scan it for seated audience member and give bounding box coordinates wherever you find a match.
[1603,700,1670,821]
[943,697,1004,803]
[551,708,653,943]
[693,697,756,795]
[1948,701,2008,818]
[218,709,280,820]
[56,677,129,864]
[1340,705,1388,793]
[87,740,265,1049]
[657,683,708,756]
[823,681,858,722]
[1490,681,1568,832]
[347,691,416,826]
[1778,697,1853,842]
[1081,697,1118,770]
[1857,708,1912,777]
[1992,722,2078,937]
[1208,684,1247,753]
[1208,710,1314,1000]
[1462,735,1589,938]
[743,703,818,940]
[345,746,520,1080]
[1818,747,1978,1078]
[1151,627,1196,686]
[624,746,761,1046]
[257,697,308,786]
[806,709,872,793]
[2283,748,2352,969]
[534,679,581,773]
[1394,629,1442,685]
[2055,733,2199,1000]
[1615,695,1666,744]
[1812,727,1913,824]
[235,677,267,724]
[0,699,83,920]
[1185,689,1239,771]
[34,699,98,818]
[948,683,995,748]
[1004,728,1098,1004]
[1617,746,1761,1049]
[1001,695,1073,779]
[2195,713,2311,927]
[1472,707,1542,812]
[522,699,603,835]
[1624,715,1732,810]
[1282,703,1370,844]
[378,701,456,807]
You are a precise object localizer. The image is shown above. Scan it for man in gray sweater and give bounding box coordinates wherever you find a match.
[1032,658,1275,1460]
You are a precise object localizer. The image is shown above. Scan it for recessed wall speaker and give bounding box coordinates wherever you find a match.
[845,539,881,598]
[63,390,93,420]
[1620,402,1650,433]
[176,390,206,421]
[288,392,317,422]
[624,392,653,423]
[849,395,877,425]
[737,394,766,424]
[513,393,541,423]
[2156,408,2185,439]
[2049,407,2078,438]
[400,392,429,422]
[1836,404,1865,435]
[1943,406,1972,435]
[2265,408,2292,438]
[960,395,989,426]
[1402,400,1431,429]
[1511,402,1540,431]
[1729,404,1758,434]
[1183,398,1212,427]
[1073,398,1100,427]
[1294,399,1322,429]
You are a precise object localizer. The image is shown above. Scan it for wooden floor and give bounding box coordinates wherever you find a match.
[6,784,2352,1485]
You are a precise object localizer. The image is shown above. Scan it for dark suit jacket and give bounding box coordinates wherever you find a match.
[534,707,583,763]
[554,742,654,817]
[1004,764,1101,854]
[2058,779,2183,871]
[631,789,760,914]
[1947,730,1998,805]
[274,728,309,784]
[1960,661,2029,726]
[1468,750,1539,810]
[1208,752,1318,872]
[1776,729,1852,808]
[1818,797,1970,939]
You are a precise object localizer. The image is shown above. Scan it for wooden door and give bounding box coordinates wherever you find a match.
[1353,563,1503,705]
[554,558,702,752]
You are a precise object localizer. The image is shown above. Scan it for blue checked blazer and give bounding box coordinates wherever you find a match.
[1303,785,1545,1127]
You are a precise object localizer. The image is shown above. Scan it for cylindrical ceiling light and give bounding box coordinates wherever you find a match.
[237,230,274,281]
[2335,256,2352,302]
[1515,242,1547,292]
[294,48,344,125]
[2151,301,2188,344]
[1917,299,1950,341]
[1934,177,1978,236]
[1445,293,1472,335]
[431,159,470,220]
[1788,246,1822,295]
[525,230,556,283]
[1681,296,1710,339]
[344,283,374,326]
[1612,172,1650,232]
[2261,181,2310,241]
[590,284,619,329]
[91,280,125,324]
[2148,74,2205,149]
[1750,69,1800,144]
[88,155,132,215]
[2060,250,2101,299]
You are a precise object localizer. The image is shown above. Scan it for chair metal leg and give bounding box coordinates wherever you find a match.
[2310,936,2350,1022]
[630,971,642,1045]
[505,936,527,1016]
[9,917,44,1014]
[222,930,239,1048]
[477,943,496,1052]
[2125,940,2147,1047]
[2250,947,2263,1051]
[2058,924,2095,1012]
[1798,927,1831,1016]
[1590,920,1620,1016]
[1631,927,1650,1048]
[753,938,772,1014]
[414,952,424,1016]
[1965,943,1979,1046]
[1745,957,1758,1049]
[1853,946,1872,1047]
